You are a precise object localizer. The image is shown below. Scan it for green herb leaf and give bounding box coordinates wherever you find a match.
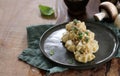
[72,26,78,31]
[73,19,78,24]
[49,50,55,56]
[39,5,54,16]
[85,31,88,35]
[85,37,89,43]
[79,32,83,39]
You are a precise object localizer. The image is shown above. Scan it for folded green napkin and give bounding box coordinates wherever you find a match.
[18,21,120,75]
[18,25,68,75]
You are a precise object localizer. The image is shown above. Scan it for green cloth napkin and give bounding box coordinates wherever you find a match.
[18,25,68,75]
[18,21,120,75]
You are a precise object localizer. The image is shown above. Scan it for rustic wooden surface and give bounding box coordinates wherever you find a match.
[0,0,120,76]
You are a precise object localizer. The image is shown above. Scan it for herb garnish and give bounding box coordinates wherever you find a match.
[78,32,83,39]
[39,5,54,16]
[85,31,88,35]
[72,26,78,32]
[73,19,78,25]
[85,37,89,43]
[49,50,55,56]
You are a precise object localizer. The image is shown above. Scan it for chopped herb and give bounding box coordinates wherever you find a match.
[85,31,88,35]
[85,37,89,43]
[72,26,78,32]
[67,59,74,64]
[73,19,78,25]
[39,5,54,16]
[49,50,55,56]
[78,32,83,39]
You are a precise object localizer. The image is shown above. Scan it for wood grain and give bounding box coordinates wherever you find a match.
[0,0,56,76]
[0,0,120,76]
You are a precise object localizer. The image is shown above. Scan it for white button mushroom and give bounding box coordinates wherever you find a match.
[94,1,118,21]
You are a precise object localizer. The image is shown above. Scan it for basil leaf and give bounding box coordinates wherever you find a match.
[39,5,54,16]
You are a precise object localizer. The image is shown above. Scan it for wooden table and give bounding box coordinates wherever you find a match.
[0,0,120,76]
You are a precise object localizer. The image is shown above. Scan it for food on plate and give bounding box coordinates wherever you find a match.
[61,19,99,63]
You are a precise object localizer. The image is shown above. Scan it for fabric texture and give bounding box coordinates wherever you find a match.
[18,20,120,75]
[18,25,68,74]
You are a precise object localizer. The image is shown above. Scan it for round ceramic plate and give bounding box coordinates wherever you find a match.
[39,22,119,69]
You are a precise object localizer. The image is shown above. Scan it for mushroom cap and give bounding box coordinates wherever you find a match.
[99,1,118,21]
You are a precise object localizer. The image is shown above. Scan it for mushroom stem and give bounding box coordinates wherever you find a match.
[114,14,120,29]
[94,9,108,21]
[94,1,118,21]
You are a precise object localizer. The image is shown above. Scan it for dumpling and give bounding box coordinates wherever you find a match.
[86,30,95,41]
[61,32,69,43]
[90,40,99,53]
[66,22,74,31]
[76,40,99,54]
[68,31,78,41]
[77,22,86,31]
[65,40,76,52]
[74,52,95,63]
[76,41,83,51]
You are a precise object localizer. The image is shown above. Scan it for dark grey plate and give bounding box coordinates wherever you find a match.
[40,22,119,69]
